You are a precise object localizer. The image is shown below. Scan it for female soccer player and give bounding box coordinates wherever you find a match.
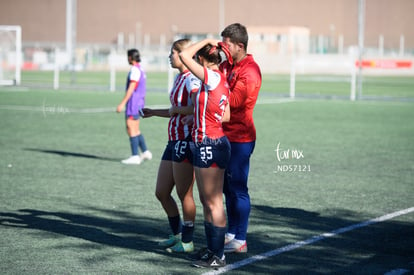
[179,39,231,268]
[142,39,197,253]
[117,49,152,165]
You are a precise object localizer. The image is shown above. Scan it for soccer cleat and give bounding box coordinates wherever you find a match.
[186,247,210,261]
[141,150,153,161]
[224,233,235,245]
[121,155,142,165]
[158,234,181,248]
[166,241,194,253]
[192,252,226,268]
[224,239,248,253]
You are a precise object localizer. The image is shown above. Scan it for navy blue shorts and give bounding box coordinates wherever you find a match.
[161,139,194,163]
[126,109,144,120]
[193,136,231,169]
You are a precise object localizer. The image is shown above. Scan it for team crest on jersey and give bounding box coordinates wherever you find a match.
[215,95,228,121]
[219,95,227,106]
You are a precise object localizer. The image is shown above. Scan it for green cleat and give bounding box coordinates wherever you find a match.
[158,234,181,248]
[166,241,194,253]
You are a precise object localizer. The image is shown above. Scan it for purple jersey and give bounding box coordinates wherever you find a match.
[125,64,146,116]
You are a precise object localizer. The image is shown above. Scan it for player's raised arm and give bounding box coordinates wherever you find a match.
[179,39,220,82]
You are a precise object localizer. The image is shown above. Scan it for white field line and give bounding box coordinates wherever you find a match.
[0,104,170,114]
[256,98,296,105]
[202,207,414,275]
[0,98,295,114]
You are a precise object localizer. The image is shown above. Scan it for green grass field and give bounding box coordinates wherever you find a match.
[1,72,414,274]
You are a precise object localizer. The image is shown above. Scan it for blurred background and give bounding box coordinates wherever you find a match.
[0,0,413,94]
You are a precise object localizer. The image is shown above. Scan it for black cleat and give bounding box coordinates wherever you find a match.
[191,251,226,268]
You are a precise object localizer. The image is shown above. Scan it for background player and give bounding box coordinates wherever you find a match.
[117,49,152,165]
[143,39,197,253]
[220,23,262,253]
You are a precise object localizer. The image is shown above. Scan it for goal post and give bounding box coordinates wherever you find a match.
[288,54,358,101]
[0,25,22,85]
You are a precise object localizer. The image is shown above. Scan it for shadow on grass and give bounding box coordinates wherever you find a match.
[0,207,175,256]
[24,148,120,162]
[1,205,413,274]
[222,204,414,274]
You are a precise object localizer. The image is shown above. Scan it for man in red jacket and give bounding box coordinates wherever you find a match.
[220,23,262,253]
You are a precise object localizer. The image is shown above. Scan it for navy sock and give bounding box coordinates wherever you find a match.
[204,221,226,258]
[129,136,139,156]
[137,134,148,152]
[168,215,182,235]
[204,221,212,250]
[182,221,194,243]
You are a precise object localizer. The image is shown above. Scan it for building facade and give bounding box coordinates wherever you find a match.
[0,0,413,51]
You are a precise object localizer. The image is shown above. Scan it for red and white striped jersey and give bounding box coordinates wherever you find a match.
[191,67,230,143]
[168,71,198,141]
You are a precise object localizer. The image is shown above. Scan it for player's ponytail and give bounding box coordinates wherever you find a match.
[197,44,221,65]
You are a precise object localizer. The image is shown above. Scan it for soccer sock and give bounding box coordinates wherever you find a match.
[168,215,182,236]
[137,134,148,152]
[129,136,139,156]
[204,221,213,250]
[204,221,226,258]
[181,221,194,243]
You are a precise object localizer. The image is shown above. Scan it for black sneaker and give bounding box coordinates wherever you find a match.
[192,253,226,268]
[186,247,210,261]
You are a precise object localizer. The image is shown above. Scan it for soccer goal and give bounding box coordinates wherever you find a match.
[0,25,22,85]
[288,53,357,101]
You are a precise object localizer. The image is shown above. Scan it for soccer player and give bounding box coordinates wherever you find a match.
[117,49,152,165]
[220,23,262,253]
[179,39,231,268]
[142,39,197,253]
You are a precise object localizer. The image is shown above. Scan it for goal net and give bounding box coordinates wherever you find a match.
[0,25,22,85]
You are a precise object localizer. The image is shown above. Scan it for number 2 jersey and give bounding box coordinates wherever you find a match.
[190,67,230,143]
